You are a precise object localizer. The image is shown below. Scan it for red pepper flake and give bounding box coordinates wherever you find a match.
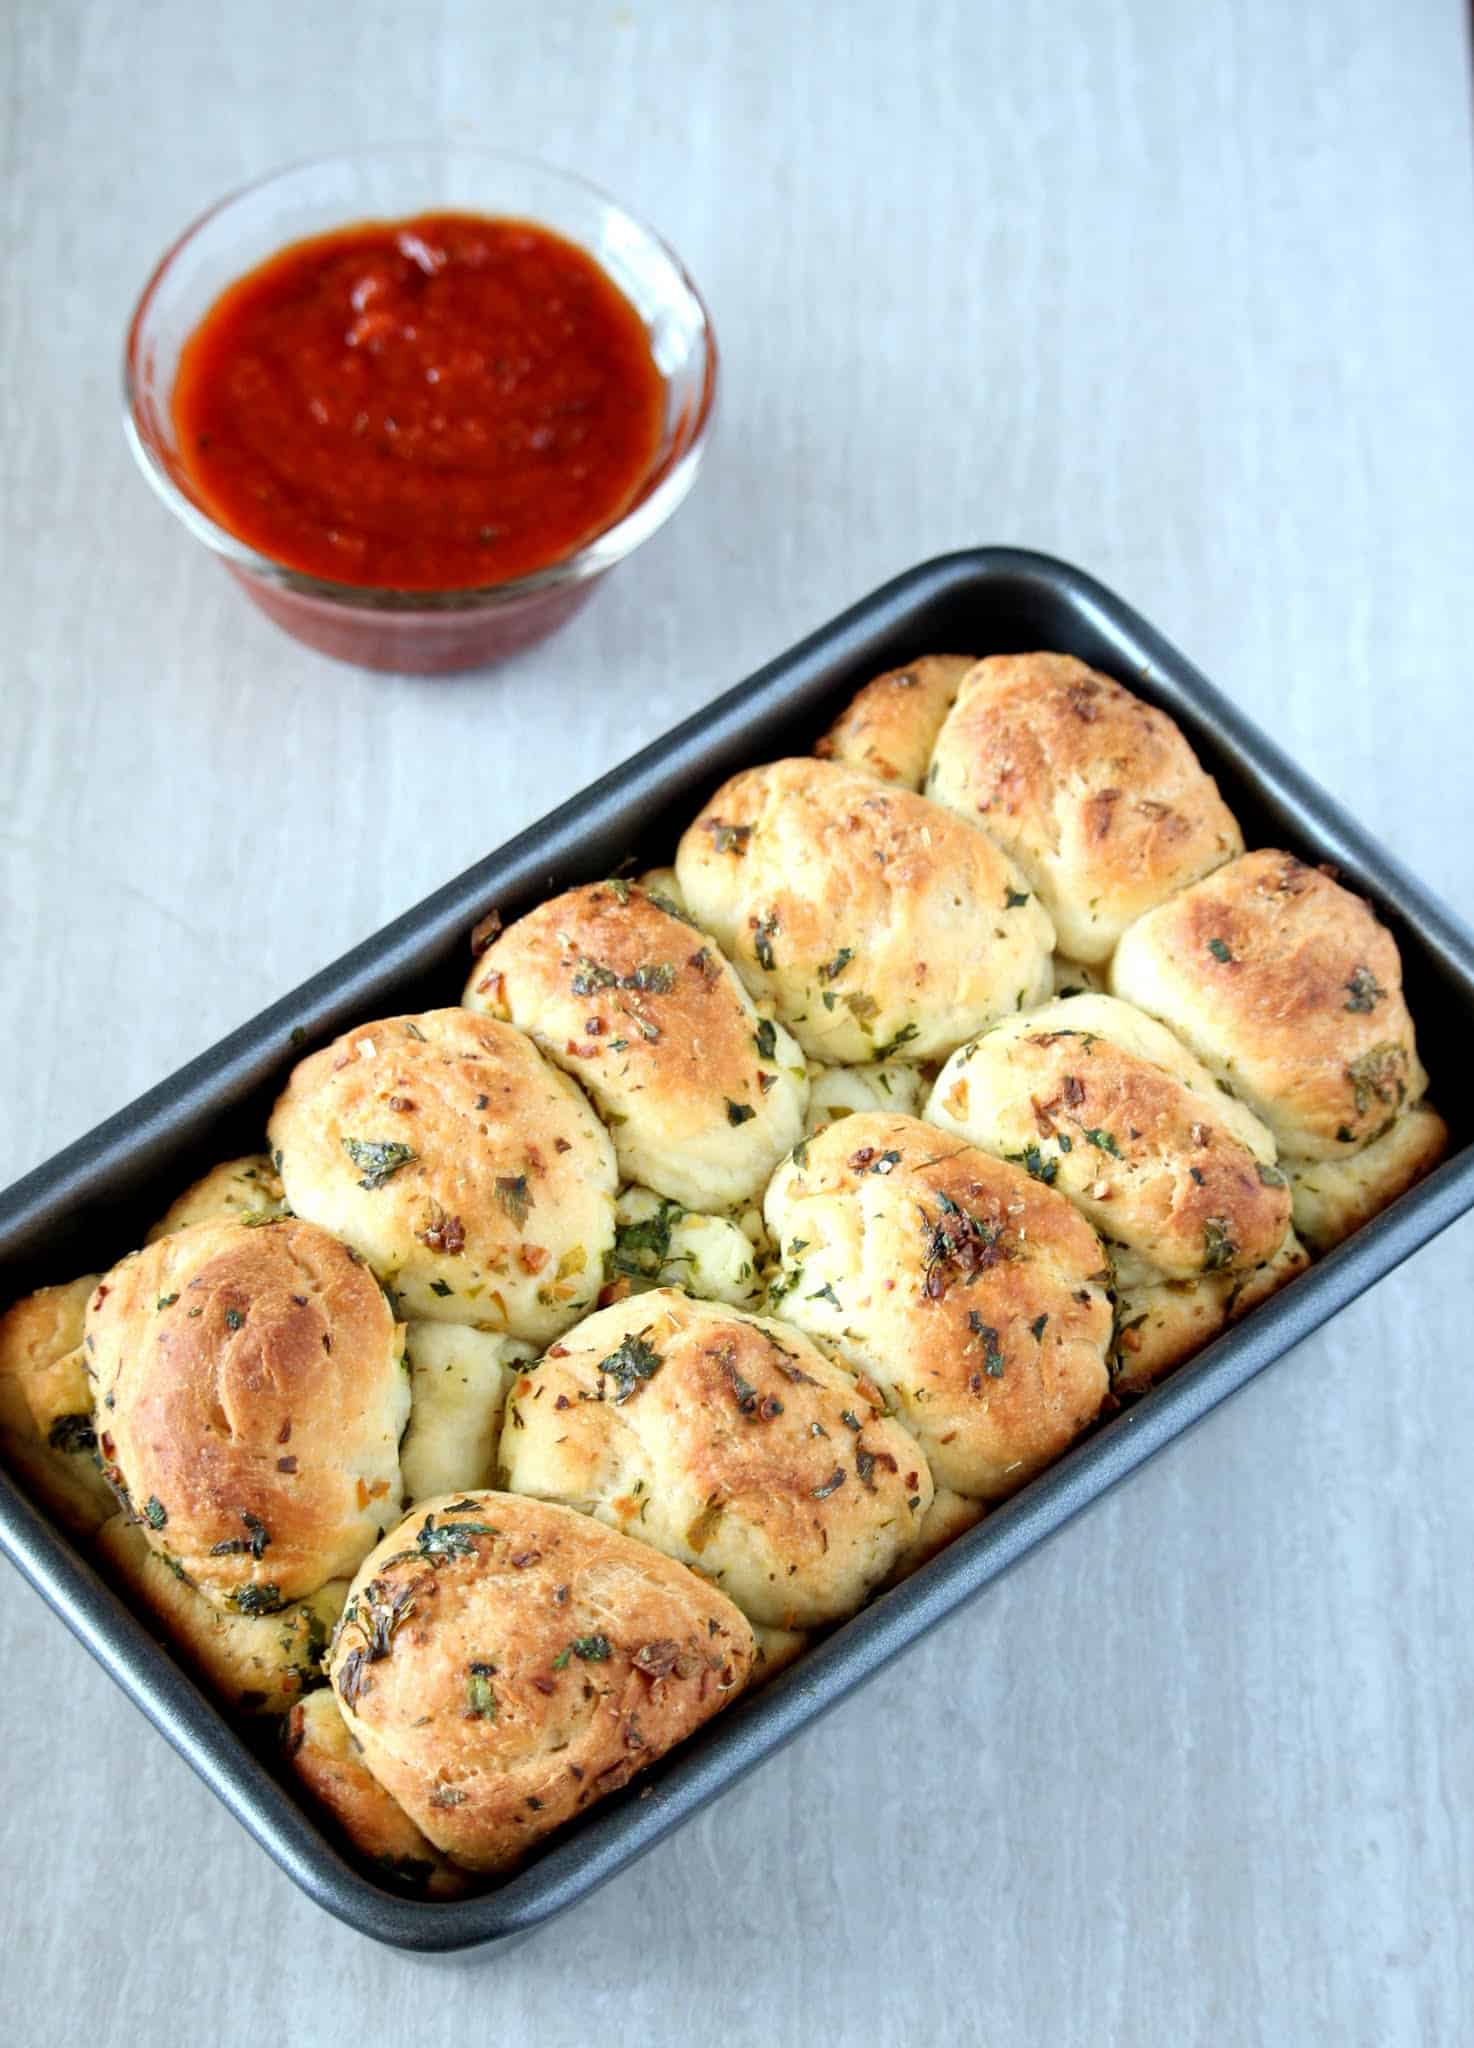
[277,1418,292,1444]
[509,1550,541,1569]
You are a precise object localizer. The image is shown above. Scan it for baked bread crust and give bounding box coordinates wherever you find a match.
[269,1009,617,1337]
[814,655,975,787]
[925,994,1292,1282]
[1111,851,1427,1159]
[464,881,806,1211]
[328,1492,754,1872]
[86,1217,408,1605]
[676,757,1054,1065]
[928,653,1243,962]
[763,1112,1113,1500]
[499,1289,933,1628]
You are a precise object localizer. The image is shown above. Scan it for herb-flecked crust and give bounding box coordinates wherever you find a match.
[926,993,1293,1282]
[85,1217,409,1603]
[328,1493,753,1874]
[675,757,1054,1065]
[267,1009,617,1338]
[927,652,1244,964]
[764,1112,1114,1501]
[1111,850,1429,1160]
[464,882,806,1212]
[499,1289,933,1629]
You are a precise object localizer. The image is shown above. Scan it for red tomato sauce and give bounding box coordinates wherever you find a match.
[170,214,667,591]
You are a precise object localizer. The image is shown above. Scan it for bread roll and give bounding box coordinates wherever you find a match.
[1288,1103,1449,1253]
[748,1624,809,1683]
[814,655,975,787]
[0,1275,113,1535]
[881,1486,986,1587]
[927,654,1243,963]
[400,1323,535,1504]
[763,1112,1113,1500]
[804,1058,924,1136]
[498,1290,932,1628]
[269,1009,617,1338]
[284,1687,467,1895]
[1111,1230,1311,1397]
[1111,851,1428,1161]
[146,1154,287,1241]
[609,1188,762,1308]
[675,758,1054,1065]
[328,1493,753,1872]
[925,995,1292,1283]
[465,881,808,1212]
[86,1218,409,1607]
[97,1514,346,1714]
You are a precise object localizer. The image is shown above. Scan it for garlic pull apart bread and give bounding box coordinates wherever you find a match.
[498,1290,932,1629]
[1110,853,1443,1194]
[399,1323,536,1504]
[803,1058,924,1136]
[927,654,1243,964]
[815,655,976,788]
[146,1154,287,1240]
[609,1188,762,1307]
[925,995,1293,1285]
[1286,1104,1449,1254]
[764,1113,1113,1500]
[0,1274,113,1535]
[85,1217,409,1607]
[464,881,806,1212]
[675,758,1054,1065]
[268,1009,616,1339]
[328,1493,753,1872]
[284,1686,467,1895]
[98,1515,346,1713]
[1110,1232,1311,1398]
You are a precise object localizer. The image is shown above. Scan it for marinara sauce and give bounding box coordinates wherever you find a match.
[171,214,667,591]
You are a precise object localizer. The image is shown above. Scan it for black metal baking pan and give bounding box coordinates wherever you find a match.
[3,548,1472,1954]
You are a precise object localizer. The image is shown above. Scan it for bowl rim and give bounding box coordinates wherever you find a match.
[122,144,719,611]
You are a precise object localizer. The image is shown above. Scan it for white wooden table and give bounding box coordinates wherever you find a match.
[4,2,1473,2039]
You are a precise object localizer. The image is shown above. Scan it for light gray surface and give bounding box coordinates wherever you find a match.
[3,1,1473,2040]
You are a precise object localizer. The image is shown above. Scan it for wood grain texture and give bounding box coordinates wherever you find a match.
[3,0,1473,2039]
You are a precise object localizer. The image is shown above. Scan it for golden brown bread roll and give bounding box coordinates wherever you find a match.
[465,881,807,1212]
[328,1493,753,1872]
[763,1112,1113,1500]
[814,655,975,787]
[146,1154,287,1241]
[0,1275,113,1535]
[97,1514,346,1713]
[400,1323,535,1504]
[881,1486,986,1587]
[927,654,1243,963]
[1288,1104,1449,1253]
[748,1624,809,1682]
[675,758,1054,1065]
[1110,851,1430,1161]
[925,995,1293,1283]
[1111,1231,1311,1397]
[284,1687,468,1894]
[86,1218,409,1608]
[268,1009,617,1339]
[498,1290,933,1628]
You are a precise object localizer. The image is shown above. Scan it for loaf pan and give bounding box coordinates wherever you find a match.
[3,547,1471,1954]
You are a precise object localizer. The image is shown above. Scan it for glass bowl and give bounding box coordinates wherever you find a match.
[124,147,717,674]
